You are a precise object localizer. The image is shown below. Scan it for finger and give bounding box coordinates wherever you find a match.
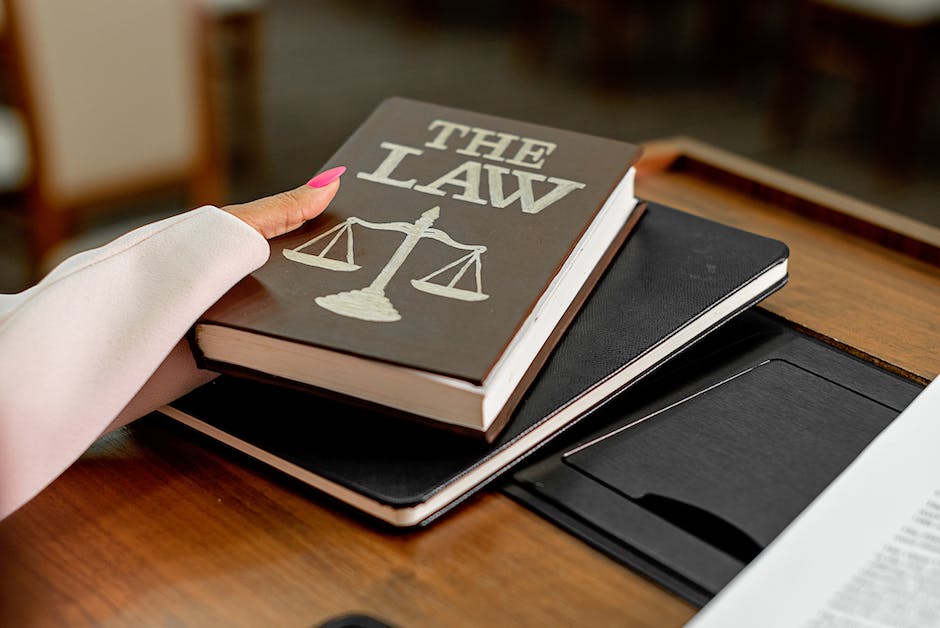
[223,166,345,239]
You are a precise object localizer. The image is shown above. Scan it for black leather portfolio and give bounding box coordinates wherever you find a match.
[504,309,924,607]
[159,202,788,527]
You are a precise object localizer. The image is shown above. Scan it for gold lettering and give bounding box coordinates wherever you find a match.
[414,161,487,205]
[357,141,423,189]
[455,127,520,162]
[505,138,557,170]
[485,165,585,214]
[424,120,471,151]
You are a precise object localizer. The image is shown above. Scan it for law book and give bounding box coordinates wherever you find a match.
[163,202,790,527]
[192,97,643,439]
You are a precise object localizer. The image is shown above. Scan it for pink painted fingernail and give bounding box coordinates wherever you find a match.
[307,166,346,188]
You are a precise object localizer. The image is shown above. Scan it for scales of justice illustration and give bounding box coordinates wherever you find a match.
[282,206,489,322]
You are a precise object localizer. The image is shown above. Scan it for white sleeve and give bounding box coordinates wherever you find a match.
[0,206,270,518]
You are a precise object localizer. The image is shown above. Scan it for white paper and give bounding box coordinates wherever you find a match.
[688,376,940,628]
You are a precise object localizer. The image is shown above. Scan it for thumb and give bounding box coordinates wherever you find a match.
[223,166,345,239]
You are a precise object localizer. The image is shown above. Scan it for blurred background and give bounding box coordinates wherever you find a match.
[0,0,937,292]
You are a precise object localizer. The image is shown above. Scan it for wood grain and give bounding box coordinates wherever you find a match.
[2,138,937,627]
[638,137,940,382]
[0,422,693,627]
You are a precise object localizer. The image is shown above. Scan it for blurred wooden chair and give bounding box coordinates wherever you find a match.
[203,0,267,174]
[514,0,630,84]
[771,0,940,171]
[1,0,223,273]
[514,0,754,85]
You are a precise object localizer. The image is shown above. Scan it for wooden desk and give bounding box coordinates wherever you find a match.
[2,138,938,627]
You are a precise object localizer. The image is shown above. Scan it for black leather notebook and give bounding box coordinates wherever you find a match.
[505,310,924,606]
[159,202,789,526]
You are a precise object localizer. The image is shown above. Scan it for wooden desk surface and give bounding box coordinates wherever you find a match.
[2,139,938,627]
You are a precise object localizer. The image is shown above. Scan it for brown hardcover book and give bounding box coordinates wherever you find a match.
[192,97,642,439]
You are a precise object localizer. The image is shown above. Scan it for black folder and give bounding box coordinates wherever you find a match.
[505,310,924,606]
[160,202,788,527]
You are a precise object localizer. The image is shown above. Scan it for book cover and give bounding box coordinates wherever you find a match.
[193,97,642,436]
[165,202,790,527]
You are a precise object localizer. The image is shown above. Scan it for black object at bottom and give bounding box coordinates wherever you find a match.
[504,309,923,607]
[317,613,396,628]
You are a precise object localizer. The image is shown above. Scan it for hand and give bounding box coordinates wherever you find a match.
[222,166,345,239]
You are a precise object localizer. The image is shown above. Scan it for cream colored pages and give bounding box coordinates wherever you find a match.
[688,376,940,628]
